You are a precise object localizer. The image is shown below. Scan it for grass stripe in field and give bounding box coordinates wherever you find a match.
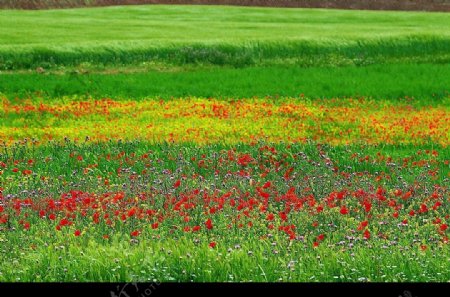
[0,5,449,69]
[1,64,449,102]
[0,97,448,145]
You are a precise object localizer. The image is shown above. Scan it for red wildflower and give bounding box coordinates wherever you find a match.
[266,213,274,221]
[173,179,181,189]
[363,230,371,240]
[237,154,253,166]
[0,215,7,224]
[205,218,213,230]
[317,234,325,241]
[209,242,217,248]
[440,224,448,232]
[262,181,271,189]
[74,230,81,237]
[394,189,402,197]
[363,202,372,213]
[130,230,140,237]
[279,212,287,221]
[22,169,32,175]
[151,222,159,229]
[433,216,444,226]
[258,191,270,199]
[192,225,201,232]
[419,204,428,213]
[402,191,412,200]
[358,220,369,231]
[316,205,324,213]
[313,241,319,248]
[49,213,56,220]
[126,208,136,217]
[23,222,30,230]
[59,218,70,226]
[340,206,349,215]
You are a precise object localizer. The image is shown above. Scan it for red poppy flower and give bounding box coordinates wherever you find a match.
[23,222,30,230]
[74,230,81,237]
[317,234,325,241]
[237,154,253,166]
[262,181,271,189]
[192,225,201,232]
[340,206,349,215]
[440,224,448,232]
[209,242,216,248]
[313,241,319,248]
[131,230,140,237]
[22,169,32,176]
[363,202,372,213]
[258,191,270,199]
[0,206,3,213]
[279,212,287,221]
[394,189,402,197]
[173,179,181,189]
[151,222,159,229]
[266,213,274,221]
[127,208,136,217]
[205,218,213,230]
[358,220,369,231]
[363,230,371,240]
[59,218,70,226]
[49,213,56,220]
[402,191,412,200]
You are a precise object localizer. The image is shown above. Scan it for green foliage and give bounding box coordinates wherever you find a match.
[0,5,449,69]
[1,64,449,103]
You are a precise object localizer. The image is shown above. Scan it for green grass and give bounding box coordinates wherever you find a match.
[0,5,449,69]
[1,63,449,102]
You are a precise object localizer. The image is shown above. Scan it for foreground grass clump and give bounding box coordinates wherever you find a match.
[0,140,448,281]
[0,5,449,69]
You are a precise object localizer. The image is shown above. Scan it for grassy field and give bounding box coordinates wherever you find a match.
[0,5,449,282]
[0,5,449,69]
[1,64,449,102]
